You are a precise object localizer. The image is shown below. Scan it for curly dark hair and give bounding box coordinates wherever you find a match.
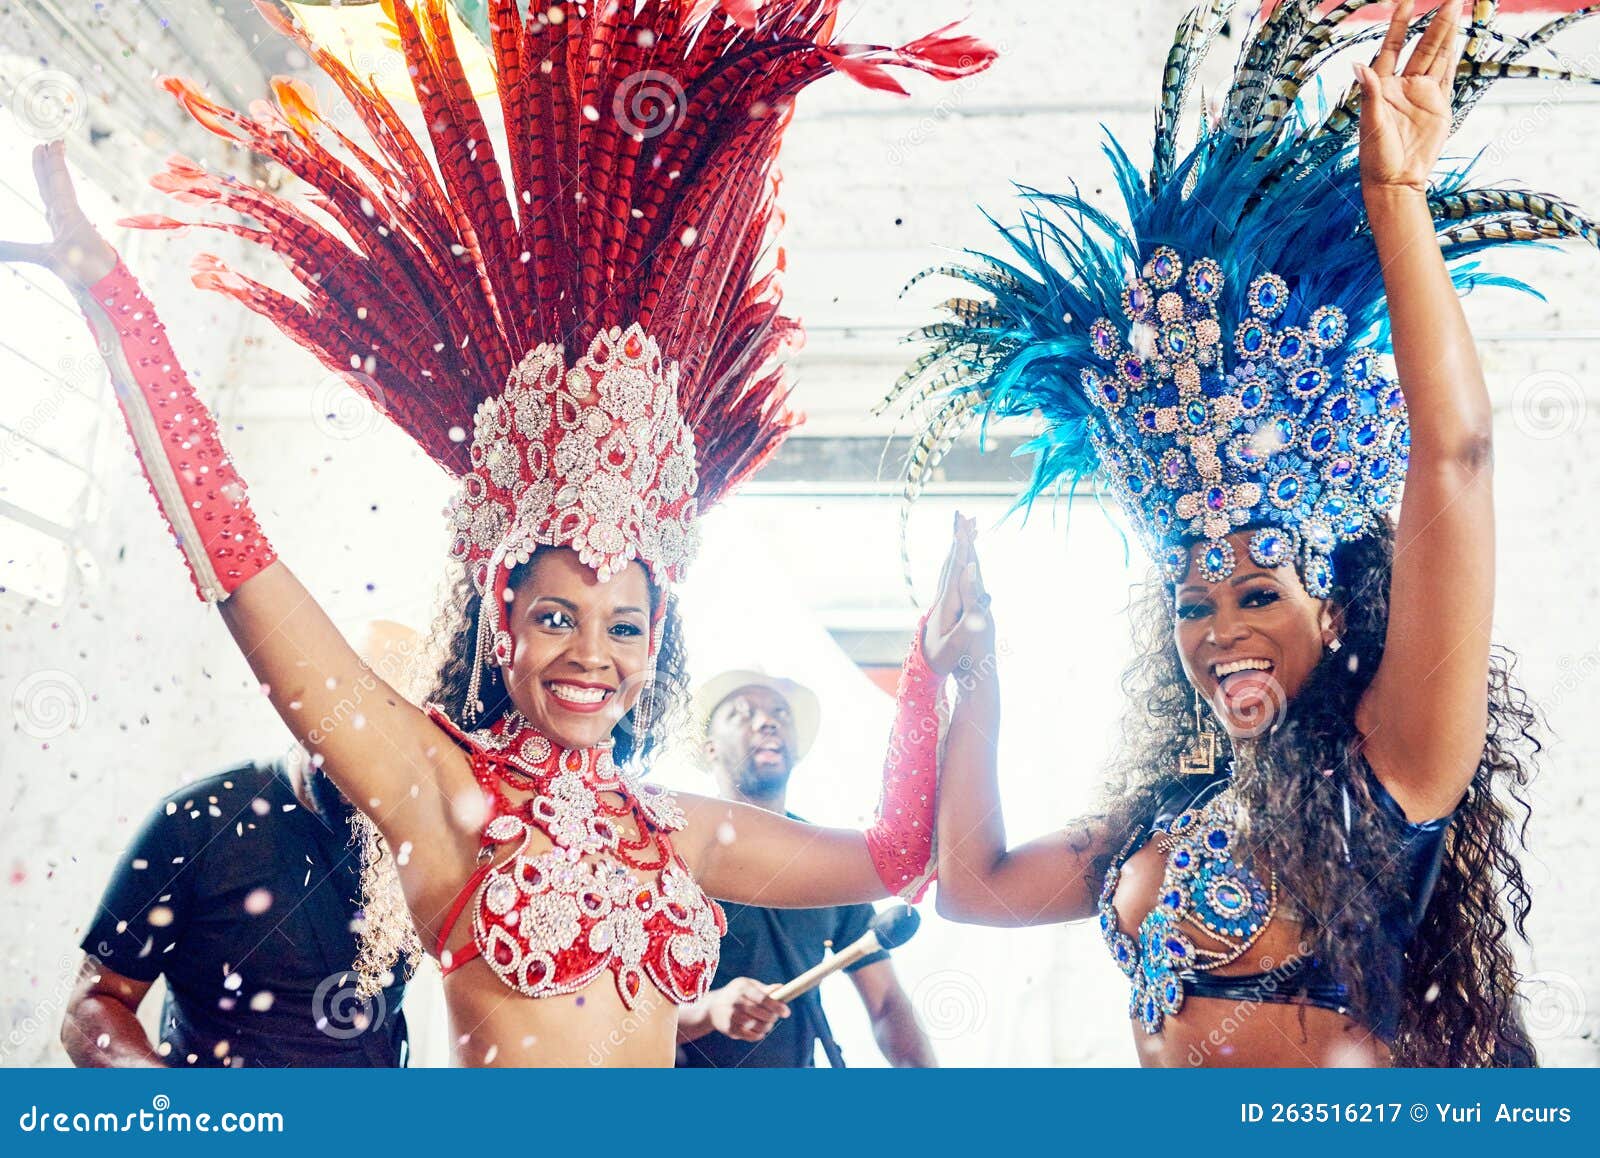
[1092,519,1540,1066]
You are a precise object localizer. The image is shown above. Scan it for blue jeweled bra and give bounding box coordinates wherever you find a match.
[1099,777,1277,1034]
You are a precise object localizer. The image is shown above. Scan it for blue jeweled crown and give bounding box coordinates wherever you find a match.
[885,0,1599,597]
[1082,244,1406,597]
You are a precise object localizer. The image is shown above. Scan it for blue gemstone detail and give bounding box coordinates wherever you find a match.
[1313,306,1347,346]
[1292,367,1324,396]
[1190,260,1221,300]
[1249,527,1290,568]
[1251,273,1288,317]
[1305,555,1334,598]
[1344,351,1374,386]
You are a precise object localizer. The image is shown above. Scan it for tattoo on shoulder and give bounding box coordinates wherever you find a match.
[1064,815,1108,854]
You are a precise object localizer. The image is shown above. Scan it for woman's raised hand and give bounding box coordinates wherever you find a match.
[1354,0,1465,196]
[0,141,117,288]
[921,512,997,681]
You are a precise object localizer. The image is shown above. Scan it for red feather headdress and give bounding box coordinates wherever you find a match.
[126,0,993,712]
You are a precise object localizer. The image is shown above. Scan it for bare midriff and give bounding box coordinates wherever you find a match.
[442,958,680,1067]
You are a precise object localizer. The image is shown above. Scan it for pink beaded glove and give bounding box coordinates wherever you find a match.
[865,614,946,902]
[77,258,275,601]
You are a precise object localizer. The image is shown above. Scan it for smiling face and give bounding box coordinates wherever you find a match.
[704,684,799,801]
[500,547,654,751]
[1172,529,1341,739]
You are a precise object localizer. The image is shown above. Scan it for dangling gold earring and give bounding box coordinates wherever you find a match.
[1179,689,1219,777]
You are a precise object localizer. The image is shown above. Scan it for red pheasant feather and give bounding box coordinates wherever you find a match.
[128,0,995,502]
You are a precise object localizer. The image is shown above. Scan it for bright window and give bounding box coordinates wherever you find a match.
[0,119,120,605]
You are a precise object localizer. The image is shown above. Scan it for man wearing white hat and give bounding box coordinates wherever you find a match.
[674,671,935,1068]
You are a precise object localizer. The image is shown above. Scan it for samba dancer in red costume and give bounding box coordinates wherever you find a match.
[3,0,992,1066]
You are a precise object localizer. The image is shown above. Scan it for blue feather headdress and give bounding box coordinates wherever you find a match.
[886,0,1600,596]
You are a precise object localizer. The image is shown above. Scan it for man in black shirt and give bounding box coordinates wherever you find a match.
[676,672,935,1068]
[61,752,408,1067]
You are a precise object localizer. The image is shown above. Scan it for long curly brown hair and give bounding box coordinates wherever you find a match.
[352,549,694,996]
[1092,519,1541,1066]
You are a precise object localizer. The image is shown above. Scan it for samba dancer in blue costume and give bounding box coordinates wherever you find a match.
[904,0,1598,1066]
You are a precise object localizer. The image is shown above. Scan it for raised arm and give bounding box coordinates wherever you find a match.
[1351,2,1491,822]
[3,142,468,860]
[931,516,1114,927]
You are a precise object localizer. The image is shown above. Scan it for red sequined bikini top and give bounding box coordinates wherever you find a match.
[429,707,724,1009]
